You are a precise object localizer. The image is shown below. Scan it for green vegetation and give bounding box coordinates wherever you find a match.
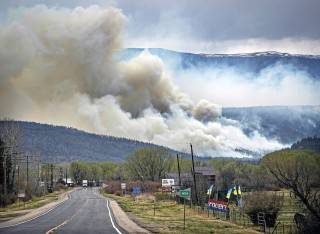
[243,192,284,227]
[70,161,125,184]
[126,148,172,181]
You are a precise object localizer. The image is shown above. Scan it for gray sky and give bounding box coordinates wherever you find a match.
[1,0,320,53]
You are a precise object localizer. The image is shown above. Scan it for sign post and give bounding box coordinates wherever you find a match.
[18,193,25,207]
[121,183,126,195]
[183,198,186,230]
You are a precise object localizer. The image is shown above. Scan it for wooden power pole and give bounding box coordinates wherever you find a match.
[190,143,198,205]
[176,154,181,187]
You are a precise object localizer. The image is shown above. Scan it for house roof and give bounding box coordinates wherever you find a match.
[167,167,215,179]
[194,167,214,176]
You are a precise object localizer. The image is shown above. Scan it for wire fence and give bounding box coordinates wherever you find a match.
[187,203,298,234]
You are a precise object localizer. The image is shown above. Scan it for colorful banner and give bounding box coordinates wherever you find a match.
[208,199,228,212]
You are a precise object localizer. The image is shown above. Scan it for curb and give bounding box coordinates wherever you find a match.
[100,194,150,234]
[0,188,76,229]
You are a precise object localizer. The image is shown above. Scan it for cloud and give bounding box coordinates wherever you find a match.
[0,5,285,157]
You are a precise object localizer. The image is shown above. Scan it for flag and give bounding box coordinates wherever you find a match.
[233,186,238,195]
[207,185,213,196]
[226,188,233,199]
[237,185,241,195]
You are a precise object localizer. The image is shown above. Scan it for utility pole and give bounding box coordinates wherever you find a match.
[3,148,7,195]
[190,143,198,205]
[26,154,29,187]
[176,154,181,187]
[17,165,20,192]
[65,167,68,187]
[50,164,54,191]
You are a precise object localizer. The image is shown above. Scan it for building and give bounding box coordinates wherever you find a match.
[167,166,215,203]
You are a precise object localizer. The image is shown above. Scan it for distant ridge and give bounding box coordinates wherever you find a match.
[291,136,320,152]
[120,48,320,79]
[0,121,188,163]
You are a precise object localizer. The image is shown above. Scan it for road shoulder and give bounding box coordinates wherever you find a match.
[103,195,150,234]
[0,188,75,229]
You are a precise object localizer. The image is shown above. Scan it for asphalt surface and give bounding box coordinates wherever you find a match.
[0,188,123,234]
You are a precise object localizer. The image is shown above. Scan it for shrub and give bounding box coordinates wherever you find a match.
[104,181,121,194]
[244,191,283,227]
[0,193,17,207]
[154,192,175,201]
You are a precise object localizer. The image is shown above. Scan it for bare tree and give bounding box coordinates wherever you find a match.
[263,150,320,223]
[0,120,21,205]
[126,148,172,181]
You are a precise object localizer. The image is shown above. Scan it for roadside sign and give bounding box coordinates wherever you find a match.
[179,188,191,200]
[132,187,141,196]
[208,199,228,212]
[18,193,25,198]
[121,183,126,190]
[162,179,174,187]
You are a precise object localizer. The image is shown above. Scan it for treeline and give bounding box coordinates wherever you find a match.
[291,136,320,152]
[69,161,124,184]
[5,120,186,162]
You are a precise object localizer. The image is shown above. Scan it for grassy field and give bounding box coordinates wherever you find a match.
[103,192,260,234]
[0,189,68,222]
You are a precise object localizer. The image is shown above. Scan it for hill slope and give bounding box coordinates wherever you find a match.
[0,121,185,163]
[121,48,320,80]
[222,106,320,144]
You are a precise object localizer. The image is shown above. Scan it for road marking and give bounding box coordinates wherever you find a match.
[45,193,86,234]
[45,219,69,234]
[106,199,122,234]
[0,192,72,229]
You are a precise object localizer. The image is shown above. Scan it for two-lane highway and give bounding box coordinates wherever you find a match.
[0,188,123,234]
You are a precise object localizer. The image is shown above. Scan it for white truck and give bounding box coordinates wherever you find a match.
[82,180,88,188]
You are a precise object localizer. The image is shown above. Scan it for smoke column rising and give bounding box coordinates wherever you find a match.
[0,5,284,157]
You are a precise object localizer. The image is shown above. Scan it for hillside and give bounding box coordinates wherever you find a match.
[222,106,320,144]
[291,136,320,152]
[121,48,320,79]
[0,121,186,163]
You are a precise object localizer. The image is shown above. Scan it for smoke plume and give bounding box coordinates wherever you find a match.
[0,5,284,157]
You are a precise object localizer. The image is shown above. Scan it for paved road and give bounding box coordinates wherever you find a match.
[0,188,123,234]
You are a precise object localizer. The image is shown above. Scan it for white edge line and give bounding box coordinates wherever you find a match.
[0,192,72,229]
[107,199,122,234]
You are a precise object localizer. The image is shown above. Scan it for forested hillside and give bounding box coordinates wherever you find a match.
[0,121,184,163]
[291,136,320,152]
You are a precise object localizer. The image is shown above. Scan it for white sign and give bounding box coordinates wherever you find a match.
[18,193,25,198]
[162,179,175,187]
[121,183,126,190]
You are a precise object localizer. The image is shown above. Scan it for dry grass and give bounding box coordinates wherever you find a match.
[0,189,68,222]
[103,192,260,234]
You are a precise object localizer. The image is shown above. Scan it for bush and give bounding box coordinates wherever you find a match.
[244,191,283,227]
[104,181,121,194]
[55,182,66,191]
[104,180,161,196]
[154,192,175,201]
[0,193,17,207]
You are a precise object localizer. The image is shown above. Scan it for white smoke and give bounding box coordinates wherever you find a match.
[0,5,284,157]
